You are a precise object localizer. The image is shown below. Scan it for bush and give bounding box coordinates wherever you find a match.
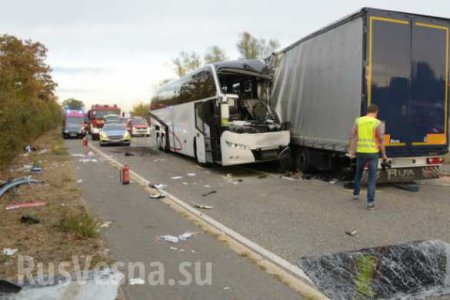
[58,213,99,239]
[0,35,62,169]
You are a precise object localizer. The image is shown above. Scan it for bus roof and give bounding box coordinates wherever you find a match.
[212,59,271,78]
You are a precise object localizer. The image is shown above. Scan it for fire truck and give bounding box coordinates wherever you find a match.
[86,104,121,140]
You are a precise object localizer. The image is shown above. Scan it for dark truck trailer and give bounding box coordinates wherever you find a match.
[270,7,449,182]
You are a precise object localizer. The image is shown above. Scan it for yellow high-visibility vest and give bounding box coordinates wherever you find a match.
[356,116,381,153]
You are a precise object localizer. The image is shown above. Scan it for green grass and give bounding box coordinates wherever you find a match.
[58,213,99,239]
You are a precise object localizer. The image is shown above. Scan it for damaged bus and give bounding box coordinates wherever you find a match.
[150,60,290,166]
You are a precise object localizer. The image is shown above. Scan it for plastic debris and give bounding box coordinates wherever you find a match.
[149,183,167,190]
[129,278,145,285]
[202,190,217,197]
[100,221,112,228]
[203,185,211,188]
[6,201,47,210]
[77,179,83,183]
[24,145,38,152]
[345,230,357,236]
[0,177,41,198]
[71,153,87,157]
[171,176,183,180]
[224,286,231,290]
[187,173,196,177]
[78,158,98,163]
[149,192,165,199]
[0,279,22,294]
[329,179,338,184]
[2,248,18,256]
[156,232,199,244]
[192,202,213,209]
[37,149,48,155]
[20,215,41,224]
[30,166,42,173]
[169,246,179,251]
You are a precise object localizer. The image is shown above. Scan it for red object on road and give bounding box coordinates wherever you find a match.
[5,201,47,210]
[82,136,88,148]
[120,165,130,185]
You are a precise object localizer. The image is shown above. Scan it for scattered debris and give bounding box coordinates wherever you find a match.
[129,278,145,285]
[192,202,213,209]
[77,179,83,184]
[281,176,295,181]
[20,215,41,225]
[30,166,42,173]
[169,246,179,251]
[0,279,22,294]
[0,177,42,198]
[226,173,233,178]
[171,176,183,180]
[24,145,38,152]
[182,182,189,185]
[71,153,86,157]
[394,183,420,192]
[37,149,48,155]
[124,151,134,156]
[149,192,165,199]
[203,185,211,188]
[345,230,357,236]
[329,179,338,184]
[191,250,196,253]
[202,190,217,197]
[224,286,231,290]
[2,248,18,256]
[258,175,267,179]
[5,201,47,210]
[156,232,199,244]
[187,173,196,177]
[100,221,112,228]
[78,158,98,163]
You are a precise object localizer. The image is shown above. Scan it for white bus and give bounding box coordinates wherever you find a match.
[150,60,290,166]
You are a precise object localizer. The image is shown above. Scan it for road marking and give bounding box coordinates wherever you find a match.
[89,144,328,299]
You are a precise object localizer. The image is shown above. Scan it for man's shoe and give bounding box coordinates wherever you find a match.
[353,195,359,200]
[367,202,375,210]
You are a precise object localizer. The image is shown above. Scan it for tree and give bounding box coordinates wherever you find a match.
[130,101,149,119]
[172,51,201,77]
[204,46,227,64]
[236,32,280,59]
[62,98,84,110]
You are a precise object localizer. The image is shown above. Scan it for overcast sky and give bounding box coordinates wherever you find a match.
[1,0,449,111]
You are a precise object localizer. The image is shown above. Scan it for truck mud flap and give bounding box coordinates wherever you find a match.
[361,166,440,184]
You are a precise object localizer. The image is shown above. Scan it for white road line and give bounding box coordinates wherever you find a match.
[89,144,328,299]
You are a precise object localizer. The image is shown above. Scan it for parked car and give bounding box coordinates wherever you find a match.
[128,117,150,137]
[99,123,131,146]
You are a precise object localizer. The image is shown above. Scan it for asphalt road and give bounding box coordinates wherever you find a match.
[65,138,301,300]
[90,136,450,265]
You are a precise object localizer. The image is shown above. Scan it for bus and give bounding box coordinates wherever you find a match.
[150,60,290,166]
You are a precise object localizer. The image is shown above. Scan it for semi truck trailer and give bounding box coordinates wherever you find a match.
[269,8,449,182]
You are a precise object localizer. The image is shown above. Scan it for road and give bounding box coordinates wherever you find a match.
[93,137,450,261]
[65,138,302,300]
[67,136,450,298]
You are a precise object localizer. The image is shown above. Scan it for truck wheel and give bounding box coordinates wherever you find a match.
[296,149,313,173]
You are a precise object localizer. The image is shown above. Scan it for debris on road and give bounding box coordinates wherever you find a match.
[20,215,41,225]
[0,279,22,294]
[281,176,295,181]
[2,248,18,256]
[203,185,211,188]
[0,177,42,198]
[100,221,112,228]
[124,151,134,156]
[171,176,183,180]
[182,182,189,185]
[345,230,357,236]
[71,153,86,157]
[149,192,165,199]
[394,183,420,192]
[156,232,199,244]
[187,173,196,177]
[329,179,338,184]
[5,201,47,210]
[202,190,217,197]
[302,174,313,180]
[77,179,83,184]
[258,175,267,179]
[24,144,38,153]
[149,183,167,190]
[78,158,98,163]
[192,202,213,209]
[129,278,145,285]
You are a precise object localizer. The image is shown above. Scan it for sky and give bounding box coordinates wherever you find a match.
[1,0,449,112]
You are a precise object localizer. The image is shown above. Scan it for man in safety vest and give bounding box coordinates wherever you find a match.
[348,104,388,210]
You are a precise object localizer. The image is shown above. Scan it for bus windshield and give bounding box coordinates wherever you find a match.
[92,110,120,119]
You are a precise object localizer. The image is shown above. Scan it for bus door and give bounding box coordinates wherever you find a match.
[195,100,219,163]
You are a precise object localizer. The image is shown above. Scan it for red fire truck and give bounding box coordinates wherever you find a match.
[86,104,121,140]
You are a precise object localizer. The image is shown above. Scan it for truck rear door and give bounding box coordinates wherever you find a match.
[367,14,449,156]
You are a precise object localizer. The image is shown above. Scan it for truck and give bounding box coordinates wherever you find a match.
[62,109,86,139]
[269,8,449,182]
[86,104,121,140]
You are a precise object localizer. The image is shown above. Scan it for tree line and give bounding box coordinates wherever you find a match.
[172,31,280,77]
[0,35,61,168]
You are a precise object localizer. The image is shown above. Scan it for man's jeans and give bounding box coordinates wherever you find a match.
[353,153,379,204]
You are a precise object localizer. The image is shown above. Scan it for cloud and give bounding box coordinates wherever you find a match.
[53,66,109,74]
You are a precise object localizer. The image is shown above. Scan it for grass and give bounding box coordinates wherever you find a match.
[0,128,109,281]
[58,213,99,239]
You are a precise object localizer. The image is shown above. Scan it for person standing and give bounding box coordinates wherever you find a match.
[348,104,388,210]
